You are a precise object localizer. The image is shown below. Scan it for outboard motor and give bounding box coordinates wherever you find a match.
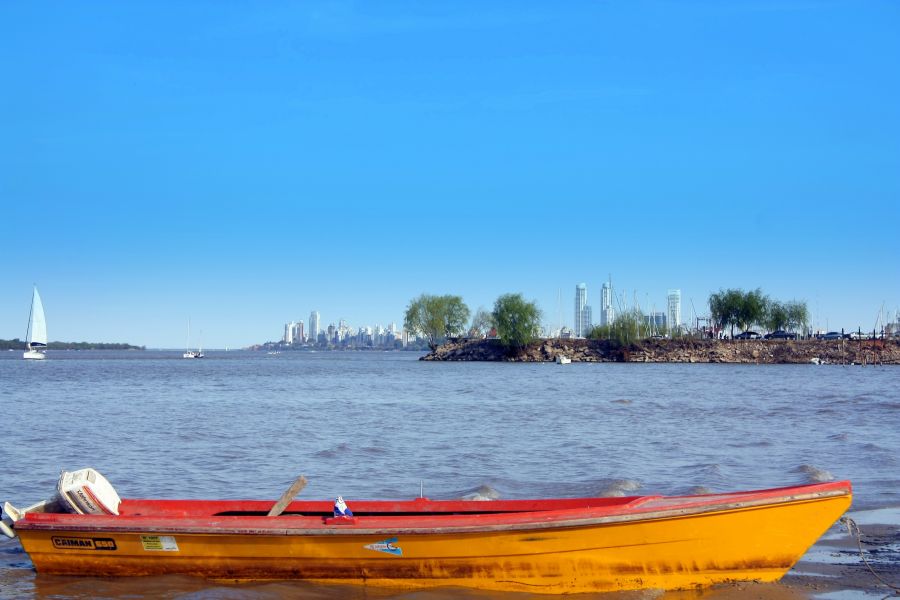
[2,468,121,538]
[56,468,121,515]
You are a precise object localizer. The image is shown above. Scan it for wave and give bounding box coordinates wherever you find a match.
[458,484,501,501]
[792,464,835,483]
[595,479,642,497]
[685,463,722,477]
[313,443,351,459]
[727,439,772,448]
[874,400,900,410]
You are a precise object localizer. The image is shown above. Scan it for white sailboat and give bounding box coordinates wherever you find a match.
[23,287,48,360]
[183,319,204,359]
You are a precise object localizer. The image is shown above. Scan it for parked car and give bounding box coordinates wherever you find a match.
[734,331,761,340]
[821,331,842,340]
[764,330,797,340]
[845,331,880,340]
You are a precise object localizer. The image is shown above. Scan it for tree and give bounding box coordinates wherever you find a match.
[469,307,494,338]
[709,289,742,338]
[736,288,768,333]
[709,288,767,337]
[492,293,542,349]
[764,301,790,332]
[785,300,809,334]
[403,294,470,350]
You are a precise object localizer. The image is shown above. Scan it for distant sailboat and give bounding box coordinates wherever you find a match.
[183,319,204,359]
[24,287,47,360]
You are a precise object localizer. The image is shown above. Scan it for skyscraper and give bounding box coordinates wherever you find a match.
[283,321,296,344]
[309,311,320,342]
[601,281,614,326]
[574,283,592,337]
[667,289,682,333]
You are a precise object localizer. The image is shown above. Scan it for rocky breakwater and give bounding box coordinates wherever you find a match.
[421,338,621,362]
[421,338,900,364]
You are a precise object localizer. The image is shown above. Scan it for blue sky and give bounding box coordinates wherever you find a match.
[2,1,898,348]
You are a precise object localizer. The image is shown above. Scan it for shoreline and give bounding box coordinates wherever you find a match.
[2,506,895,598]
[782,506,900,598]
[422,338,900,364]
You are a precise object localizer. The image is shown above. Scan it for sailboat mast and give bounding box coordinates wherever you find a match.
[25,287,36,350]
[557,288,561,338]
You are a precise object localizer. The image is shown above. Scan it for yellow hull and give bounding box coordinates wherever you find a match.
[16,492,850,594]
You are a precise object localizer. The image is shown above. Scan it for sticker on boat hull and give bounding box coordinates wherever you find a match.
[140,535,179,551]
[364,537,402,556]
[52,536,117,551]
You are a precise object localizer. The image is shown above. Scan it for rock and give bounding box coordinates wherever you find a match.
[420,338,900,365]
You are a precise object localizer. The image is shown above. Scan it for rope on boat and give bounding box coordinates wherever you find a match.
[841,517,900,594]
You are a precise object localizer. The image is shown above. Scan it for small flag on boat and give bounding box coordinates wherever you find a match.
[334,496,353,517]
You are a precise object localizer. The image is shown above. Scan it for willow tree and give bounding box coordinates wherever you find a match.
[709,288,767,337]
[764,301,790,332]
[469,307,494,338]
[709,289,742,337]
[492,293,542,349]
[737,288,768,333]
[403,294,470,350]
[785,300,809,334]
[763,299,809,334]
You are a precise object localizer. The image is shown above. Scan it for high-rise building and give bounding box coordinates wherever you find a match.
[646,312,666,332]
[667,289,682,333]
[574,283,592,337]
[283,321,296,344]
[601,281,614,326]
[309,311,320,341]
[294,321,305,343]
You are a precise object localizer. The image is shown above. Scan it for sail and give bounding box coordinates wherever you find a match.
[27,288,48,347]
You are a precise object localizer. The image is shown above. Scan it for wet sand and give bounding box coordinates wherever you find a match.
[782,508,900,599]
[690,507,900,600]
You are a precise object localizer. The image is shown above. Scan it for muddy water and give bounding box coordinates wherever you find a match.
[1,351,897,598]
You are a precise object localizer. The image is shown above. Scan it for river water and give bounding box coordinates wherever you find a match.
[1,350,898,598]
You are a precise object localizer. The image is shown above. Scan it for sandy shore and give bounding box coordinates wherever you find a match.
[782,507,900,598]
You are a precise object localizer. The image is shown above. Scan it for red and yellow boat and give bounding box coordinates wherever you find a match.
[7,480,851,594]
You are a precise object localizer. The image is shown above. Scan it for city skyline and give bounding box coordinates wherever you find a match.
[2,2,898,348]
[1,273,896,349]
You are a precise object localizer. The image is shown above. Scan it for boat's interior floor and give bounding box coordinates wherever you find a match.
[13,482,850,533]
[114,482,842,518]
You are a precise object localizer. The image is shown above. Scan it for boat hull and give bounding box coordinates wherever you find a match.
[13,484,851,594]
[22,350,46,360]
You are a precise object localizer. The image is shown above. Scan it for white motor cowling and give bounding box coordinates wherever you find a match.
[56,468,121,516]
